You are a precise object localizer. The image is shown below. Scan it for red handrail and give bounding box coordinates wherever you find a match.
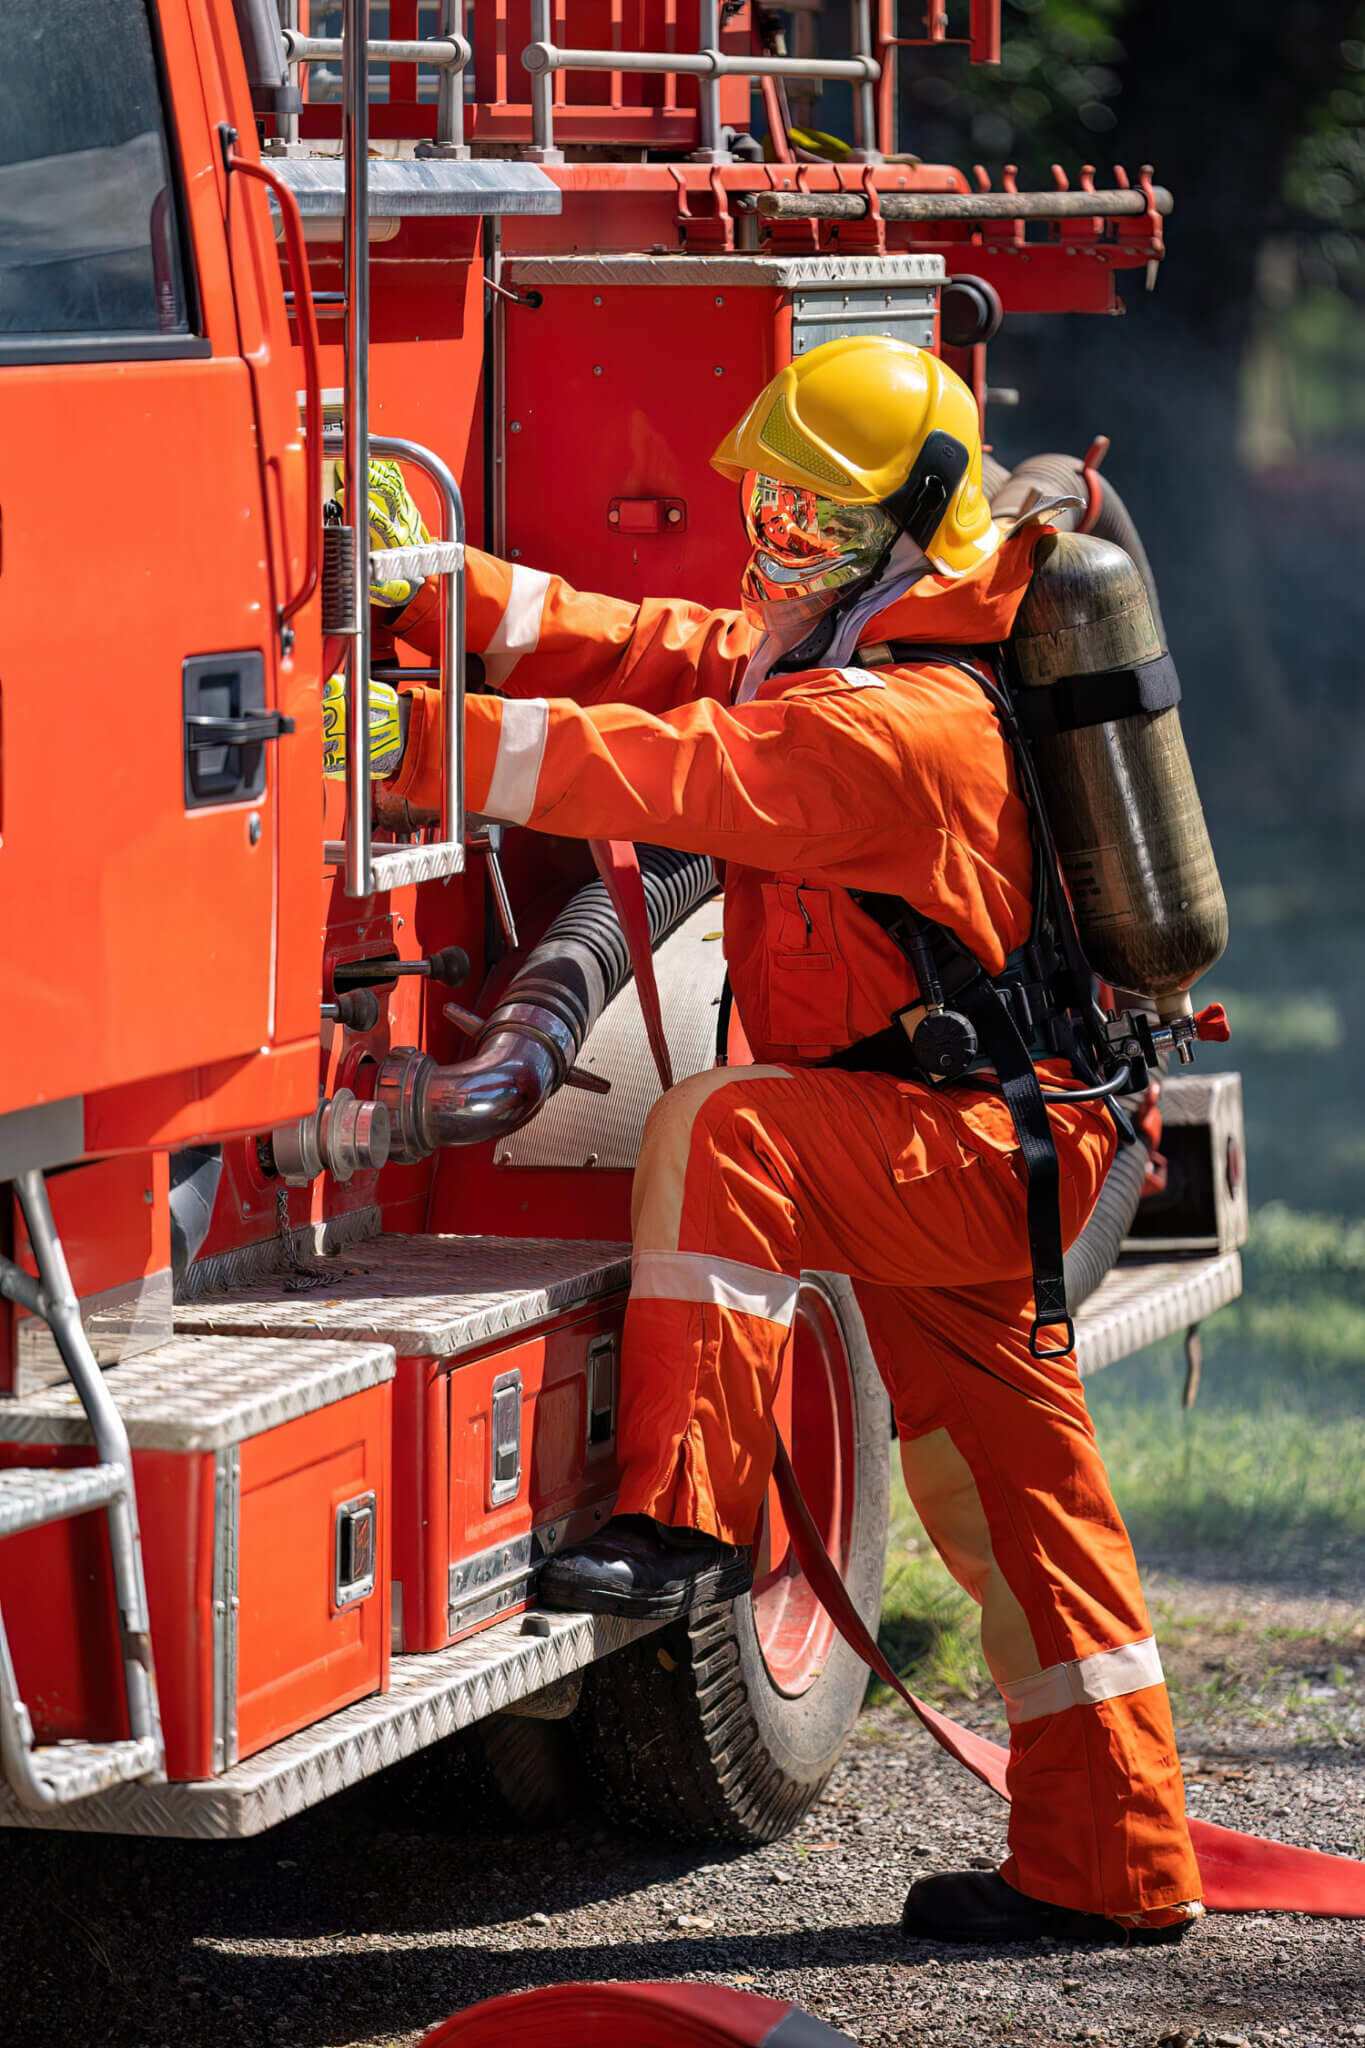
[227,152,323,625]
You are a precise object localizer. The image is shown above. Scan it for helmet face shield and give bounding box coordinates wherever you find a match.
[739,471,899,631]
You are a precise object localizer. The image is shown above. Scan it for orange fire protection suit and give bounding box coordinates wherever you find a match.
[387,540,1201,1924]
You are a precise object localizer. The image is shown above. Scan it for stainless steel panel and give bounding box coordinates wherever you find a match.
[0,1608,664,1837]
[274,158,563,217]
[15,1266,174,1393]
[498,903,724,1171]
[1074,1251,1243,1378]
[0,1336,396,1453]
[791,282,937,354]
[173,1236,631,1360]
[503,253,945,288]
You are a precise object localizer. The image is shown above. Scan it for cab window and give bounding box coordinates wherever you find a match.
[0,0,200,357]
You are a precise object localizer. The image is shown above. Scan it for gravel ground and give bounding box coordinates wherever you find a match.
[2,1575,1362,2048]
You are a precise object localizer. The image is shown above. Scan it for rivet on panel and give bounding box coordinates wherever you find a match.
[713,366,723,376]
[593,294,603,305]
[593,364,603,375]
[247,811,262,846]
[509,420,522,432]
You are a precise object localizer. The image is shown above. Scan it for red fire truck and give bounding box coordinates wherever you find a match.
[0,0,1245,1846]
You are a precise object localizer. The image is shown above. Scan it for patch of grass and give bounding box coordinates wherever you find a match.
[873,1272,1365,1714]
[1203,985,1345,1054]
[1086,1346,1365,1585]
[874,1487,989,1709]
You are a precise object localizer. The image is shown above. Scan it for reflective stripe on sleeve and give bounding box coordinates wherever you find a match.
[999,1634,1165,1726]
[631,1249,800,1329]
[483,698,549,823]
[482,563,551,687]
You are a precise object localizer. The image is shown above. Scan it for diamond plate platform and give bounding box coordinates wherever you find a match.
[0,1335,396,1452]
[21,1735,162,1806]
[173,1236,631,1360]
[1074,1252,1242,1378]
[0,1607,660,1836]
[0,1463,124,1536]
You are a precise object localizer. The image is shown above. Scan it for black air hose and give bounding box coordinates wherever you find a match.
[987,451,1166,646]
[1062,1127,1150,1313]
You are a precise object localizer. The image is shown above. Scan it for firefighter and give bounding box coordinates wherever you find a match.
[335,341,1203,1947]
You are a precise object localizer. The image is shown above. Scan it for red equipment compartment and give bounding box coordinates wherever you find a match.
[171,1234,629,1652]
[499,252,941,607]
[0,1335,393,1780]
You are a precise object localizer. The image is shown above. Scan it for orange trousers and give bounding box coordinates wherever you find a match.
[615,1062,1201,1921]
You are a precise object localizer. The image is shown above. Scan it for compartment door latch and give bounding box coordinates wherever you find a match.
[489,1369,523,1506]
[334,1492,377,1608]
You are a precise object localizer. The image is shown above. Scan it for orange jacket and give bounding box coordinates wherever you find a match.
[386,536,1044,1064]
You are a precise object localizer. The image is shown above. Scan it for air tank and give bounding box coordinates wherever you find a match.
[1010,531,1227,1020]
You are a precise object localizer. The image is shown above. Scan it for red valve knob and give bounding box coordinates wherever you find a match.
[1194,1003,1231,1043]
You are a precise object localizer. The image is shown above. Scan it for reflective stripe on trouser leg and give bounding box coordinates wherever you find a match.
[858,1279,1202,1918]
[618,1067,801,1542]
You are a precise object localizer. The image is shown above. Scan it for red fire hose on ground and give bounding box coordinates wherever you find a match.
[420,1980,857,2045]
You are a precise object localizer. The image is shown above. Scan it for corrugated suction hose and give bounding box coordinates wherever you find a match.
[416,846,716,1149]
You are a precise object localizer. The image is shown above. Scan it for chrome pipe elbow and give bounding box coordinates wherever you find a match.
[379,1004,577,1157]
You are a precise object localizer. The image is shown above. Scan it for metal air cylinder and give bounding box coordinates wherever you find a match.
[1011,531,1227,1019]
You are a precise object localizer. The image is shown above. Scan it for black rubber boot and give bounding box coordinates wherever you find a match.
[537,1514,753,1620]
[900,1870,1199,1947]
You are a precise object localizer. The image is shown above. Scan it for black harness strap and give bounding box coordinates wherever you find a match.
[1013,650,1181,741]
[830,640,1111,1360]
[954,967,1073,1356]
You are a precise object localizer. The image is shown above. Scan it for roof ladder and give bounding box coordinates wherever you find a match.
[0,1170,165,1807]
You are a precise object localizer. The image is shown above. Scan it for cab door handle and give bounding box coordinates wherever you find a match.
[185,711,294,748]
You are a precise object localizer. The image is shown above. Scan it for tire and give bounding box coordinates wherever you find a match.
[478,1713,587,1828]
[575,1273,890,1845]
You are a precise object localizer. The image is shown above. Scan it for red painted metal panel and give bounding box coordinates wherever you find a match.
[236,1384,391,1759]
[385,1304,625,1652]
[504,283,770,607]
[0,0,321,1143]
[446,1301,625,1640]
[0,1443,218,1778]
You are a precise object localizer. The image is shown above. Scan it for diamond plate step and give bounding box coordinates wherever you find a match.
[25,1736,161,1804]
[0,1463,124,1538]
[0,1606,661,1837]
[1074,1250,1242,1378]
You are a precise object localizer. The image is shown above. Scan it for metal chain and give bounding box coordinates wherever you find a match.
[274,1186,335,1292]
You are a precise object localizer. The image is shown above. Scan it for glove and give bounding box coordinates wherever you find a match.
[364,457,429,610]
[321,674,406,781]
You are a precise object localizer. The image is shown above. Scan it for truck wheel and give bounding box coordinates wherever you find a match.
[577,1273,890,1844]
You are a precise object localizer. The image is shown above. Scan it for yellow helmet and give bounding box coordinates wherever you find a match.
[711,335,998,579]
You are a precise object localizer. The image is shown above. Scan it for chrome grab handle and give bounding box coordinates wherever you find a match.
[323,429,466,898]
[524,0,881,162]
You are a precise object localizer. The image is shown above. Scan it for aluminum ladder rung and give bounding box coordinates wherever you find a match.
[0,1464,125,1540]
[23,1736,161,1806]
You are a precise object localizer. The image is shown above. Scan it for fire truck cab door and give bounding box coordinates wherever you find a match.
[0,0,311,1124]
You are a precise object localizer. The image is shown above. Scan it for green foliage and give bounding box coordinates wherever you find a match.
[1203,987,1345,1055]
[903,0,1131,174]
[1285,19,1365,292]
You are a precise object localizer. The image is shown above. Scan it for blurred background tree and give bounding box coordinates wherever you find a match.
[879,0,1365,826]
